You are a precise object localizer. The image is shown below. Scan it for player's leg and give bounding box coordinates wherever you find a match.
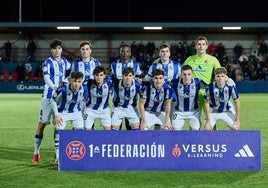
[125,118,132,130]
[32,122,46,164]
[154,124,161,130]
[54,112,69,165]
[91,123,95,130]
[189,111,201,130]
[127,108,140,130]
[111,107,123,130]
[100,108,112,130]
[197,89,216,130]
[83,108,96,130]
[32,99,52,164]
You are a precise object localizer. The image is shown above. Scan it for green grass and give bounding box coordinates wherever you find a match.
[0,93,267,188]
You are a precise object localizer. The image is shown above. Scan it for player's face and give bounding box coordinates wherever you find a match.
[159,47,170,62]
[195,40,208,56]
[120,46,131,61]
[215,73,227,88]
[70,78,83,91]
[51,46,62,60]
[123,73,134,87]
[94,72,106,85]
[80,44,92,60]
[181,69,193,85]
[152,75,164,89]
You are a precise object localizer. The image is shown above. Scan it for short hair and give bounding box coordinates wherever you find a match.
[152,69,165,77]
[181,64,193,71]
[159,42,170,50]
[79,40,92,49]
[119,44,130,53]
[71,71,84,79]
[195,36,208,45]
[50,39,62,49]
[122,67,134,76]
[93,66,106,75]
[214,67,227,75]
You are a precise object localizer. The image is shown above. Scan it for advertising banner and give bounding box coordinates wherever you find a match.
[59,130,261,171]
[0,82,44,93]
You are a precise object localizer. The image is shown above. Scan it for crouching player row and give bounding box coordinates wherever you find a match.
[52,66,240,133]
[171,65,240,131]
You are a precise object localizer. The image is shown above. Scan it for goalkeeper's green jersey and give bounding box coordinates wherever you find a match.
[184,54,221,85]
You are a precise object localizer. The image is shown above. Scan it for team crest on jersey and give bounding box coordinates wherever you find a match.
[103,84,107,89]
[183,93,190,98]
[124,94,130,100]
[204,60,208,64]
[153,96,160,102]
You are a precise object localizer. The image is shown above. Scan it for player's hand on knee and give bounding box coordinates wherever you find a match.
[230,123,240,130]
[204,120,213,130]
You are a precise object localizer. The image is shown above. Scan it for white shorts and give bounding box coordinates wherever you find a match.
[111,106,140,126]
[83,107,111,129]
[144,111,168,129]
[38,98,54,125]
[172,110,201,130]
[55,111,84,130]
[208,109,236,128]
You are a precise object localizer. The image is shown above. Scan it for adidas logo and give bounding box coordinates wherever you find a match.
[234,144,254,157]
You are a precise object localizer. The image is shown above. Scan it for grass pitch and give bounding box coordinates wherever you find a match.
[0,93,267,188]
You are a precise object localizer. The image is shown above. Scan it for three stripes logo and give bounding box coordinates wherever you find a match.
[234,144,254,157]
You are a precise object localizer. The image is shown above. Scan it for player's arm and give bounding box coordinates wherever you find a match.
[204,99,213,130]
[44,75,58,90]
[143,65,153,82]
[139,98,147,130]
[231,98,240,130]
[164,98,173,130]
[50,91,63,128]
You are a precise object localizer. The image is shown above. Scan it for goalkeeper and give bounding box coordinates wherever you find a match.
[183,36,235,129]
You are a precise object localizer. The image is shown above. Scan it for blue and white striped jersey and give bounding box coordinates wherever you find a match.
[172,78,201,112]
[42,56,70,99]
[140,82,174,112]
[110,58,142,80]
[71,57,101,85]
[86,77,113,110]
[113,79,144,108]
[204,82,239,112]
[144,59,181,82]
[52,83,88,114]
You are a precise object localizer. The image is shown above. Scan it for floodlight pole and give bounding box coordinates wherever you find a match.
[19,0,22,22]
